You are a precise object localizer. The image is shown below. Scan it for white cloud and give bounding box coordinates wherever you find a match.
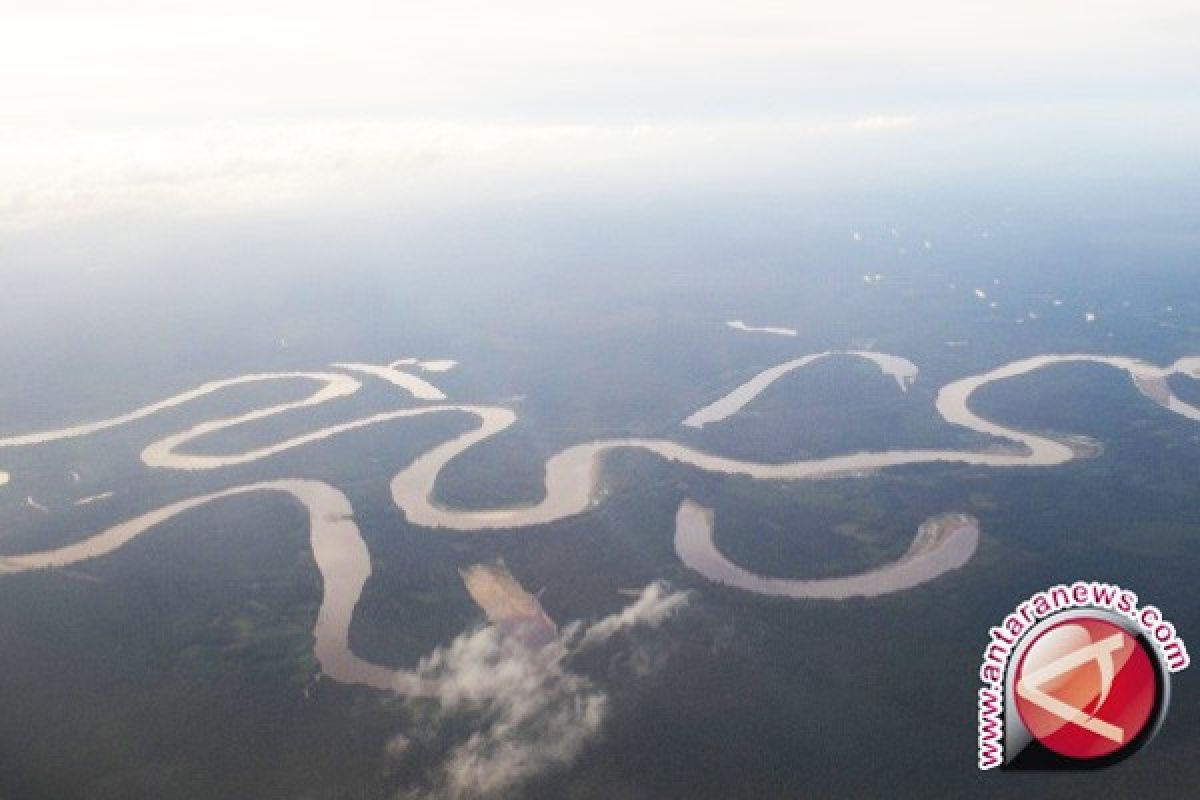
[391,581,689,799]
[403,627,606,799]
[573,580,691,651]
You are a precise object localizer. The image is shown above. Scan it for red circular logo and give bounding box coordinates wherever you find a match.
[1013,617,1157,760]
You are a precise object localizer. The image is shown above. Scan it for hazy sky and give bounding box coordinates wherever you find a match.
[6,1,1197,123]
[2,1,1198,231]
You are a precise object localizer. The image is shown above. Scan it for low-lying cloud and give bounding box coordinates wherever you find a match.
[389,581,689,799]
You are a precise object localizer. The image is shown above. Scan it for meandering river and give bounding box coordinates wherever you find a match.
[1,350,1198,691]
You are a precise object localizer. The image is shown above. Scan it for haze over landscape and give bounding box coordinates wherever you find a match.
[1,2,1198,798]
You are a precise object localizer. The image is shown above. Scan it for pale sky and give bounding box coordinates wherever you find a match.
[2,1,1197,231]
